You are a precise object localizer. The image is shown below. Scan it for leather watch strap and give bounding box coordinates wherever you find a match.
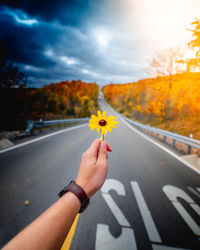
[66,181,88,204]
[58,181,90,213]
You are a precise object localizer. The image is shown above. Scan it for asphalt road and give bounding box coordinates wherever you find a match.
[0,98,200,249]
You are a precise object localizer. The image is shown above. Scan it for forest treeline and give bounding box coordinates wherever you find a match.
[0,80,99,131]
[102,72,200,139]
[102,18,200,139]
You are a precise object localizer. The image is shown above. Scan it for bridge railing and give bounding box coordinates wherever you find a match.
[123,116,200,154]
[25,118,89,135]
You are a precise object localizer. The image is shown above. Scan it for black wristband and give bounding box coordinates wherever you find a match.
[58,181,90,213]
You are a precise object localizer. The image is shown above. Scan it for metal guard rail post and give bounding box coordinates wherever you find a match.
[123,116,200,154]
[25,118,89,135]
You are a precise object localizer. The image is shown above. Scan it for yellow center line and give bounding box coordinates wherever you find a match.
[60,214,80,250]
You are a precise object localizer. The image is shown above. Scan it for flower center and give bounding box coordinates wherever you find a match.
[99,119,107,126]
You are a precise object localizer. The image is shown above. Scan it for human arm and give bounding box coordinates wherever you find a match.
[3,139,112,250]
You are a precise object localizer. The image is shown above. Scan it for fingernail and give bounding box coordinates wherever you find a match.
[100,142,107,149]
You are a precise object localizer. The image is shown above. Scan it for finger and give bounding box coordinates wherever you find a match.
[107,144,112,152]
[86,139,101,159]
[103,140,112,152]
[97,141,108,166]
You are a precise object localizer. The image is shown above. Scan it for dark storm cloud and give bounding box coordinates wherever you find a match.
[2,0,94,26]
[0,0,148,87]
[0,13,54,66]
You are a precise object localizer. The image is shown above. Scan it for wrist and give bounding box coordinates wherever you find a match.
[61,191,81,208]
[58,181,90,213]
[75,179,92,198]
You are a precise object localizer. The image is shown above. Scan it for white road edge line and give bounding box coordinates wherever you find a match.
[100,98,200,175]
[0,123,88,154]
[119,115,200,175]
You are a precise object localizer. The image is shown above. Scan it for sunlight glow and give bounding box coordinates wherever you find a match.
[126,0,200,56]
[94,29,112,48]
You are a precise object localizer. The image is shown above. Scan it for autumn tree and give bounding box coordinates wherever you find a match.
[103,72,200,122]
[188,18,200,71]
[150,48,183,88]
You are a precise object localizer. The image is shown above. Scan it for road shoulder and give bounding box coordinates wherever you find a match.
[181,154,200,171]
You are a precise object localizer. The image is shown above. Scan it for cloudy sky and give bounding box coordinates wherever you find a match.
[0,0,199,87]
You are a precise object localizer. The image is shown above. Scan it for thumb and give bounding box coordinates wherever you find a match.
[97,141,108,164]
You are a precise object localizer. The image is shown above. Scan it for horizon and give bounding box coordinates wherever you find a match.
[0,0,200,87]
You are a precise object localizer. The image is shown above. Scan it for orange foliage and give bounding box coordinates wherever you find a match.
[102,72,200,139]
[0,80,99,131]
[38,80,99,118]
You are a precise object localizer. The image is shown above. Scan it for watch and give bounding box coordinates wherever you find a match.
[58,180,90,213]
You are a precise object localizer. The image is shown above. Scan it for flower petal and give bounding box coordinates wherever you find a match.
[102,111,107,119]
[106,126,112,133]
[97,110,102,119]
[91,124,97,131]
[107,116,117,121]
[91,114,98,119]
[110,124,117,129]
[101,127,106,135]
[111,120,119,124]
[97,126,100,133]
[89,115,98,123]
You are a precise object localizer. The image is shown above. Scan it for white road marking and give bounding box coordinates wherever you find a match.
[173,202,200,236]
[0,123,88,154]
[131,181,162,243]
[152,244,190,250]
[101,179,130,227]
[190,204,200,217]
[95,224,137,250]
[101,178,126,196]
[119,116,200,176]
[197,188,200,193]
[100,98,200,175]
[163,185,200,236]
[188,187,200,198]
[96,179,137,249]
[102,193,130,227]
[97,178,199,249]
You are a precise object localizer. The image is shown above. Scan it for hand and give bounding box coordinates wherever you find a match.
[76,139,112,197]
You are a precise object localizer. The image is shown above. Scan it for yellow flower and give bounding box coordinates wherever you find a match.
[89,110,118,139]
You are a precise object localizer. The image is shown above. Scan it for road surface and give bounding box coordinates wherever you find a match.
[0,98,199,249]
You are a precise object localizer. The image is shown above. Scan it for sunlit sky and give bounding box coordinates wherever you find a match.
[0,0,199,87]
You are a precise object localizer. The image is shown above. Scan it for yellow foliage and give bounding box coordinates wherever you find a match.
[102,72,200,121]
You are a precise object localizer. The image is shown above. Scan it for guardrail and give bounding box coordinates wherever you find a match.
[25,118,89,135]
[123,116,200,154]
